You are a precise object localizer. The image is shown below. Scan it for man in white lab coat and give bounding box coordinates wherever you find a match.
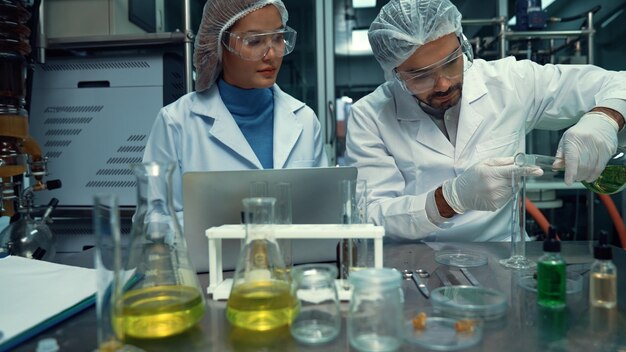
[142,0,328,222]
[345,0,626,241]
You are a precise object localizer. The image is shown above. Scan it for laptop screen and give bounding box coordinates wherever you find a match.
[182,166,357,272]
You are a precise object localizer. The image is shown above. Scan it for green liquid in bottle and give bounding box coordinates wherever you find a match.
[537,261,566,309]
[582,165,626,195]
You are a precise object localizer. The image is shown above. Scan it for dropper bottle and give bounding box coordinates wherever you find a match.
[590,231,617,308]
[537,226,566,309]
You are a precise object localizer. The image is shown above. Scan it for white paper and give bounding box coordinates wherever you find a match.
[0,256,96,345]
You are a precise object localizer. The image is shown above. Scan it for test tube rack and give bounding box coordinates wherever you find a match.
[205,223,385,301]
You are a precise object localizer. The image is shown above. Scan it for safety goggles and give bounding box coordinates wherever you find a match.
[222,26,297,61]
[394,45,466,94]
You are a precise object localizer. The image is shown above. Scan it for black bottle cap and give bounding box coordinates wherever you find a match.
[594,231,613,260]
[544,226,561,252]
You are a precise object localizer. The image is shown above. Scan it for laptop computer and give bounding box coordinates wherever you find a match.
[182,166,358,273]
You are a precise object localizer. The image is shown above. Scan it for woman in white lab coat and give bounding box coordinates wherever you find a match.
[142,0,328,218]
[345,0,626,241]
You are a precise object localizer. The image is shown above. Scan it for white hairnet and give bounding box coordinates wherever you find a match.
[368,0,463,80]
[193,0,288,92]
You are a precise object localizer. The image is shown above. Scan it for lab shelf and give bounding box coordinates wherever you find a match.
[45,32,187,49]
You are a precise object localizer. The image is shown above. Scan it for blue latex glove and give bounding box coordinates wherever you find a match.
[553,112,619,185]
[442,157,543,214]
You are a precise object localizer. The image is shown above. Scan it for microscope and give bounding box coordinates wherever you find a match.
[0,0,61,260]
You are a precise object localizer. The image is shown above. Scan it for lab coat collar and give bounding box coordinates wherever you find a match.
[455,66,488,159]
[272,85,304,168]
[189,84,304,169]
[392,81,455,158]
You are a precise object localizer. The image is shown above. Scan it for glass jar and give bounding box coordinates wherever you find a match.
[290,264,341,345]
[348,268,404,352]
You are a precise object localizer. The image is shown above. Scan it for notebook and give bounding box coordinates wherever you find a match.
[182,166,358,273]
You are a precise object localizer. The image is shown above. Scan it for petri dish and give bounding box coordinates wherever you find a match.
[434,249,488,268]
[430,286,508,321]
[405,310,483,351]
[518,271,583,295]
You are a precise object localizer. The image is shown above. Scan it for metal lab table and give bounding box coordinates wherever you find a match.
[12,242,626,351]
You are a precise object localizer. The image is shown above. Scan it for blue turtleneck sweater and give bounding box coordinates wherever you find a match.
[218,78,274,169]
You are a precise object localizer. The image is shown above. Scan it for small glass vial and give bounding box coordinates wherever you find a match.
[537,227,566,309]
[590,231,617,308]
[348,268,404,352]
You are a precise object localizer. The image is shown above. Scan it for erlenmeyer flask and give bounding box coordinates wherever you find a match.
[115,162,205,339]
[518,147,626,194]
[226,197,298,331]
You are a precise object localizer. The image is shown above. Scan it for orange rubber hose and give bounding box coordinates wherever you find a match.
[597,194,626,250]
[525,198,550,236]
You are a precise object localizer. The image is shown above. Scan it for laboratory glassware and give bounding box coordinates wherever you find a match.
[519,147,626,195]
[590,231,617,308]
[499,164,535,269]
[348,268,404,352]
[114,162,205,340]
[0,198,58,261]
[274,182,293,269]
[289,264,341,345]
[338,179,373,287]
[226,197,298,331]
[94,194,124,350]
[537,227,566,309]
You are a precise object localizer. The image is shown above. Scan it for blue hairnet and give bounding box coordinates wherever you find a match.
[368,0,463,80]
[193,0,288,92]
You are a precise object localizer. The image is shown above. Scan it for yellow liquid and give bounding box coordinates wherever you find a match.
[582,165,626,195]
[114,285,205,339]
[590,272,617,308]
[226,280,298,331]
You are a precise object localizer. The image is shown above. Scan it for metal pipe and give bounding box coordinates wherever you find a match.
[587,11,595,65]
[38,0,46,63]
[499,20,506,58]
[503,29,593,39]
[461,17,506,26]
[183,0,193,93]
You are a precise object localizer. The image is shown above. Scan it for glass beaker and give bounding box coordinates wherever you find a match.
[348,268,404,352]
[226,197,298,331]
[519,147,626,195]
[114,162,205,340]
[290,264,341,345]
[500,167,535,269]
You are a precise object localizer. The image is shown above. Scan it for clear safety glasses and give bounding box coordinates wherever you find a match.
[222,26,297,61]
[394,45,467,94]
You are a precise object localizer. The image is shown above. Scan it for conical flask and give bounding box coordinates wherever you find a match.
[115,162,205,339]
[516,147,626,194]
[226,197,298,331]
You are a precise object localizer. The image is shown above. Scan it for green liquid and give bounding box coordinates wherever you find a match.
[582,165,626,195]
[114,285,205,339]
[537,261,566,309]
[226,280,299,331]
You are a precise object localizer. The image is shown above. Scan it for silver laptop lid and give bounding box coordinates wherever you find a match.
[183,167,357,272]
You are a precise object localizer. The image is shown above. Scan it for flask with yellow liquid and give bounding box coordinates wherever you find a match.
[515,146,626,195]
[226,197,298,332]
[113,162,205,341]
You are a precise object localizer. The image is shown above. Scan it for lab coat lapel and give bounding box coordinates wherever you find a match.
[273,85,304,168]
[455,70,488,161]
[394,83,454,158]
[191,87,262,168]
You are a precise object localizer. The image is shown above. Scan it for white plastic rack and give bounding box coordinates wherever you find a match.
[205,224,385,301]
